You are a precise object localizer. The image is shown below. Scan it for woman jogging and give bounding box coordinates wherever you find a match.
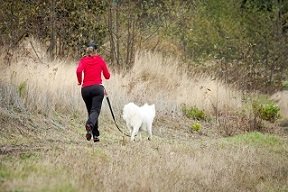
[76,42,110,142]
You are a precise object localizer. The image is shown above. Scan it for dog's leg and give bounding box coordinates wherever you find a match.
[131,126,140,141]
[139,132,142,140]
[147,124,153,141]
[131,130,136,141]
[126,122,132,135]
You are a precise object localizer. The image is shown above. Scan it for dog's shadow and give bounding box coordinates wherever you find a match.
[119,134,155,146]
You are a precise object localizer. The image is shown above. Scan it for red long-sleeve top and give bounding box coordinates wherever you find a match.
[76,55,110,87]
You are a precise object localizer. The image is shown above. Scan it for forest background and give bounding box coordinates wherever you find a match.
[1,0,288,92]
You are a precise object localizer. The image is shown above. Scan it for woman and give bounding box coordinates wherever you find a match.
[76,42,110,142]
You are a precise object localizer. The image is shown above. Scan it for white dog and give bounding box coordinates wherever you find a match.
[122,102,156,141]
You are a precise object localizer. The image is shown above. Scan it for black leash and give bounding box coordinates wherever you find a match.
[105,90,130,137]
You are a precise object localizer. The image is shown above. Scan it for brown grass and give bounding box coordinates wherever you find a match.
[1,40,243,119]
[270,90,288,118]
[107,51,243,116]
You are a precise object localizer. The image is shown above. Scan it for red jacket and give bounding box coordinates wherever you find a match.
[76,55,110,87]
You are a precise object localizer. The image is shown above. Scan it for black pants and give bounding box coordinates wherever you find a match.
[81,85,104,137]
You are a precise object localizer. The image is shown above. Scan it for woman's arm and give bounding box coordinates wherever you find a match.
[76,59,84,85]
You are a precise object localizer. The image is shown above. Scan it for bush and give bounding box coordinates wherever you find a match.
[182,106,206,120]
[191,122,202,132]
[252,100,280,123]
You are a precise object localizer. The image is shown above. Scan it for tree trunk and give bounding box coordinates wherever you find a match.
[108,5,116,66]
[47,0,56,59]
[115,2,120,68]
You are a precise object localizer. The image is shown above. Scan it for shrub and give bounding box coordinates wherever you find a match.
[252,100,280,123]
[183,105,206,120]
[191,122,202,132]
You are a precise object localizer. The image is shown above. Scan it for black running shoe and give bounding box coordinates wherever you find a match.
[93,136,100,142]
[85,124,92,141]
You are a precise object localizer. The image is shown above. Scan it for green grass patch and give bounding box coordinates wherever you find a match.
[39,182,77,192]
[0,163,11,181]
[224,132,282,146]
[0,152,40,181]
[0,151,78,192]
[222,132,288,154]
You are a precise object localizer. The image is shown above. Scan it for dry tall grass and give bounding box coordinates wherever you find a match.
[0,39,243,119]
[270,90,288,118]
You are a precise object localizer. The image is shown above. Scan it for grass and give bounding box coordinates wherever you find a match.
[0,152,78,192]
[222,132,288,156]
[223,132,284,146]
[0,39,243,119]
[1,130,287,192]
[0,39,287,191]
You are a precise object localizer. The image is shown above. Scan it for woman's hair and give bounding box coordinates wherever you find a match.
[86,47,95,55]
[86,42,98,55]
